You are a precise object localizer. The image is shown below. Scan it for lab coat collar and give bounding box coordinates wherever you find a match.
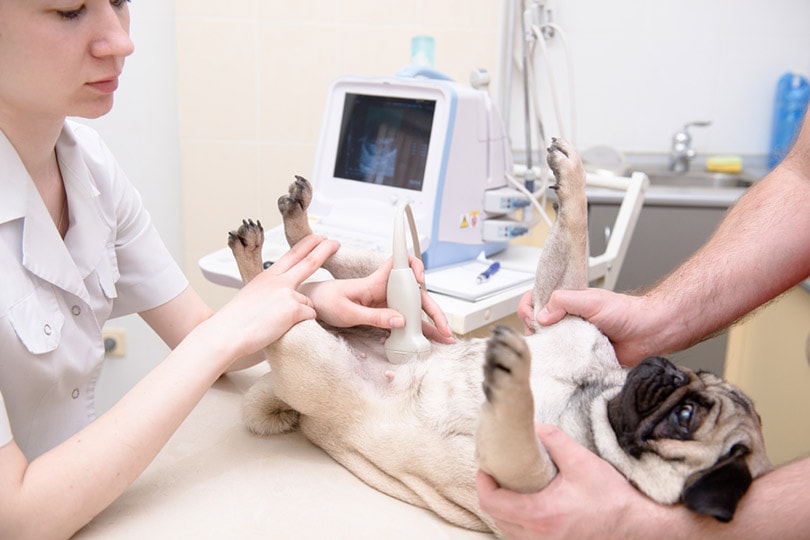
[0,130,28,225]
[0,124,109,304]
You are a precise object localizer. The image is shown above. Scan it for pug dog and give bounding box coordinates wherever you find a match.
[227,139,771,535]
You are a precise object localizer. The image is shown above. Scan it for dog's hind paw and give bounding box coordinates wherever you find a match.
[228,218,264,254]
[227,219,265,283]
[546,138,586,199]
[277,175,312,217]
[278,175,314,246]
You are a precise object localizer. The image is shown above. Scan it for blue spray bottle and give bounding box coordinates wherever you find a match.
[768,72,810,169]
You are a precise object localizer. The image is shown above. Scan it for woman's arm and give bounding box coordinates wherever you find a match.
[0,235,337,540]
[139,286,266,372]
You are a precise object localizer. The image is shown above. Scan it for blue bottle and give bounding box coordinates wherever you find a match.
[768,72,810,169]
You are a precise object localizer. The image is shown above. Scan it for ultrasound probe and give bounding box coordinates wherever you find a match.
[384,203,431,364]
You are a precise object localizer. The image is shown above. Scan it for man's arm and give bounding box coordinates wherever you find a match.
[531,111,810,365]
[478,425,810,540]
[646,120,810,355]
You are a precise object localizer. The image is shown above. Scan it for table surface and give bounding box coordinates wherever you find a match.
[73,365,495,540]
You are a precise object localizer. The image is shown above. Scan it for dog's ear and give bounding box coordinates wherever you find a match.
[682,444,752,522]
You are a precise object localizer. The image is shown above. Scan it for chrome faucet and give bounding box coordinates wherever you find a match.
[669,121,711,173]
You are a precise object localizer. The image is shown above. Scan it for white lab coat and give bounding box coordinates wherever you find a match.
[0,121,188,461]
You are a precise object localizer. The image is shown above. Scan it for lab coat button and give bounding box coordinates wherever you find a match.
[43,324,52,336]
[71,305,81,316]
[72,388,80,399]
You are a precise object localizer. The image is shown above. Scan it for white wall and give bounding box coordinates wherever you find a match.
[504,0,810,157]
[79,3,182,413]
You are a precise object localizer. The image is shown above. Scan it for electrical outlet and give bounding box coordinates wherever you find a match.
[102,328,126,357]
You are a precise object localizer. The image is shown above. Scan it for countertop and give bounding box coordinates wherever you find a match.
[585,152,766,208]
[586,182,749,207]
[73,365,494,540]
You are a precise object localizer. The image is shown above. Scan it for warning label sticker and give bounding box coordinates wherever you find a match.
[459,211,481,229]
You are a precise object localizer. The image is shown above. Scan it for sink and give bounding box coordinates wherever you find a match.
[633,167,756,188]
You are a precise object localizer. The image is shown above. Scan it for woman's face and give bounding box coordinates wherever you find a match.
[0,0,135,122]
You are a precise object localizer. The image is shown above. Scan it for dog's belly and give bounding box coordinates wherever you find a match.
[338,330,487,404]
[335,318,619,444]
[297,335,492,531]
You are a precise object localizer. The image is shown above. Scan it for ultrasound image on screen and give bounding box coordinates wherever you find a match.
[333,93,436,191]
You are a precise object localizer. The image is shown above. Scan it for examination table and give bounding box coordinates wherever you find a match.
[73,364,494,539]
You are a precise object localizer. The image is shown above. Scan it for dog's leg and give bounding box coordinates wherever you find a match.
[530,138,589,325]
[278,176,386,279]
[228,220,304,435]
[476,325,556,492]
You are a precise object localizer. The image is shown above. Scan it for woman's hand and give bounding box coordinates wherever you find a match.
[206,235,340,360]
[300,255,454,344]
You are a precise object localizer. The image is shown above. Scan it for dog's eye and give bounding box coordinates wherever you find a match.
[650,400,699,441]
[676,403,694,429]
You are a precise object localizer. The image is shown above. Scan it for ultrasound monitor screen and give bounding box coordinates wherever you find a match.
[333,93,436,191]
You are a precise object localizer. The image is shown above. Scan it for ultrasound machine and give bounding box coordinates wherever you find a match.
[260,66,517,270]
[199,67,649,334]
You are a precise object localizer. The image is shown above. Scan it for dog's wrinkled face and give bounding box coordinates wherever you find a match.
[607,356,771,522]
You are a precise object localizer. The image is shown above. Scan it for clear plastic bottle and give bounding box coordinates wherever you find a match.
[768,71,810,169]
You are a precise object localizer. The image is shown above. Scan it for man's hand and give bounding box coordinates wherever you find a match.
[517,288,661,367]
[477,424,657,539]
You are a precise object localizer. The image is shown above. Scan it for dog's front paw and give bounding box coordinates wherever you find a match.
[228,218,264,255]
[482,325,532,404]
[477,325,555,494]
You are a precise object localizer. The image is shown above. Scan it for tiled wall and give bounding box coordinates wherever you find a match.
[175,1,502,307]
